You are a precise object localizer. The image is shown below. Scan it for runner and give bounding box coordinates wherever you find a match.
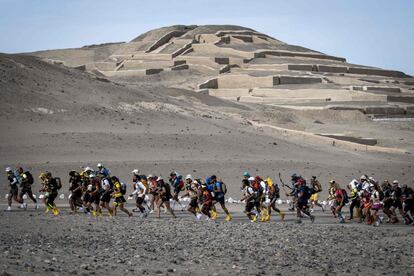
[370,182,383,227]
[200,183,214,221]
[181,175,202,220]
[99,174,113,216]
[96,163,111,178]
[309,176,324,212]
[155,177,176,218]
[211,175,232,221]
[331,180,347,223]
[293,177,315,224]
[40,172,62,216]
[111,176,132,217]
[169,171,185,211]
[390,180,405,223]
[401,183,414,225]
[347,179,361,220]
[68,170,83,213]
[5,167,23,211]
[265,176,285,221]
[88,173,102,217]
[240,179,258,222]
[129,175,148,218]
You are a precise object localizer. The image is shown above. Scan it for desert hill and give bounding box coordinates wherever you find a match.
[1,25,414,196]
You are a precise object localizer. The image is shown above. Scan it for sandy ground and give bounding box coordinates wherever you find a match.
[1,52,414,275]
[0,205,413,276]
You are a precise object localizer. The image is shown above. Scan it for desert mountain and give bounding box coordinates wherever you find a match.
[1,25,414,195]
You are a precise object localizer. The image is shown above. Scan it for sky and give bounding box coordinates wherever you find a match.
[0,0,413,75]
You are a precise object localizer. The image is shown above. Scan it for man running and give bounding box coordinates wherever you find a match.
[401,183,414,225]
[5,167,23,211]
[390,180,405,223]
[293,178,315,224]
[41,172,62,216]
[347,179,360,220]
[169,171,185,211]
[211,175,232,221]
[240,179,259,222]
[265,176,285,221]
[181,175,202,220]
[129,175,148,218]
[88,173,102,216]
[309,176,324,212]
[111,176,132,217]
[331,180,347,223]
[99,174,113,216]
[97,163,111,178]
[16,167,38,209]
[68,170,83,213]
[155,177,176,218]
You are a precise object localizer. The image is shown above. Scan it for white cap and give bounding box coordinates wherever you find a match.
[157,176,163,181]
[148,174,154,178]
[84,167,93,172]
[360,175,367,180]
[97,163,103,168]
[392,180,399,184]
[185,174,192,180]
[5,167,12,173]
[248,176,255,181]
[131,169,140,175]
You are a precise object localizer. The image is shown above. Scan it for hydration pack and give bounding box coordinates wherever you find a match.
[25,171,34,185]
[120,182,127,195]
[341,189,349,204]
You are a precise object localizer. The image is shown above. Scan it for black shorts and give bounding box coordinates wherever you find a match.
[83,193,91,202]
[100,192,111,203]
[215,193,225,204]
[136,196,144,205]
[70,194,83,207]
[382,198,393,209]
[9,186,18,197]
[189,198,198,208]
[245,201,255,213]
[89,193,101,204]
[161,193,172,202]
[297,200,308,210]
[47,191,58,204]
[392,200,403,209]
[19,186,33,197]
[114,196,126,204]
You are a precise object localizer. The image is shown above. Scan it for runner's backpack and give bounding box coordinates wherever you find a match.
[14,170,22,184]
[301,186,312,200]
[120,182,127,195]
[25,171,34,185]
[219,182,227,194]
[54,177,62,190]
[341,189,349,204]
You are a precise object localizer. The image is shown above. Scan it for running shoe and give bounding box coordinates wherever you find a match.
[5,206,11,211]
[225,214,232,221]
[280,213,285,221]
[310,215,315,223]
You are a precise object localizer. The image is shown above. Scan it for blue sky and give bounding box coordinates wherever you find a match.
[0,0,413,74]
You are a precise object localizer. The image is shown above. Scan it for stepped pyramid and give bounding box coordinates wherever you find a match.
[32,25,414,120]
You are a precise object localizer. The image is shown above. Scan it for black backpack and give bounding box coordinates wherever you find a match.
[55,177,62,190]
[25,171,34,185]
[120,182,127,195]
[341,189,349,204]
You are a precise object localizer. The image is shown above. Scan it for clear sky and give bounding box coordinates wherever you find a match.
[0,0,413,75]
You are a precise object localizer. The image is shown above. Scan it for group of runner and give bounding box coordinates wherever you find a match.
[4,165,414,226]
